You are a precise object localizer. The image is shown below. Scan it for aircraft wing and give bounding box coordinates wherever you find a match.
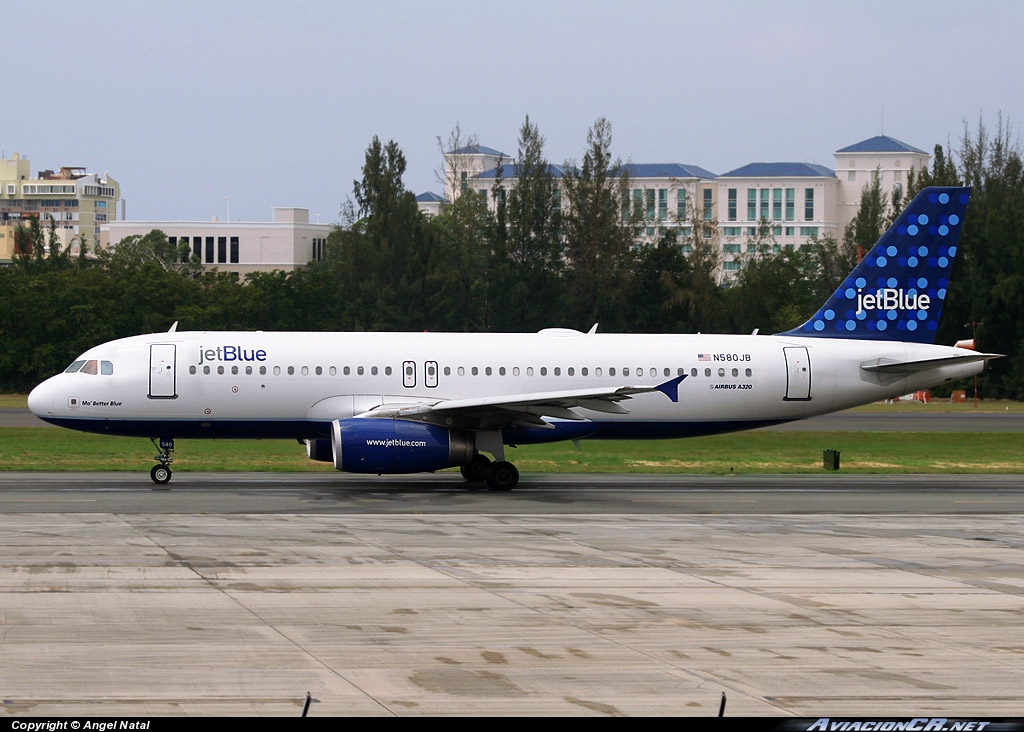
[355,375,686,430]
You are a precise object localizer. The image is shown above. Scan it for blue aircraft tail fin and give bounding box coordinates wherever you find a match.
[780,186,970,344]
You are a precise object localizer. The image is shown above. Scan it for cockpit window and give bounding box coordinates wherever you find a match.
[64,359,114,376]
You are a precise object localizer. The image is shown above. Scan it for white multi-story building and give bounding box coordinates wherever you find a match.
[834,136,929,232]
[440,144,507,203]
[415,191,448,218]
[714,162,840,276]
[423,135,930,281]
[0,152,120,262]
[102,207,333,275]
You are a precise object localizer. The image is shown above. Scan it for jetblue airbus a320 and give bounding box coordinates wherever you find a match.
[28,187,997,489]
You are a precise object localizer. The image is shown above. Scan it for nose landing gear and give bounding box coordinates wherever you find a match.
[150,436,174,486]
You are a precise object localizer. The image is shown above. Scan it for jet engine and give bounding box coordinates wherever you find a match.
[330,418,475,474]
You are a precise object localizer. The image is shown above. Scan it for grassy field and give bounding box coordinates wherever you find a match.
[1,427,1021,475]
[847,398,1024,413]
[0,394,28,408]
[3,394,1021,474]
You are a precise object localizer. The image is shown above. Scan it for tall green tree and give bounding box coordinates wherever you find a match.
[490,116,564,331]
[422,190,490,331]
[96,229,198,275]
[623,231,713,333]
[803,232,856,306]
[843,170,890,259]
[561,117,637,330]
[666,199,725,333]
[939,116,1024,397]
[724,247,818,334]
[906,143,962,199]
[12,218,72,274]
[331,136,433,330]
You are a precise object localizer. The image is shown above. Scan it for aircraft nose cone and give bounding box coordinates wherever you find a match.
[27,380,53,418]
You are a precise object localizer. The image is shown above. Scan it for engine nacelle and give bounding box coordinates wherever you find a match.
[306,438,333,463]
[331,418,475,474]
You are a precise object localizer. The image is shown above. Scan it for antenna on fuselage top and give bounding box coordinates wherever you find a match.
[587,323,599,334]
[168,321,178,333]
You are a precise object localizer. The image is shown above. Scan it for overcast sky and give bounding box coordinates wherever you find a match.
[5,0,1021,224]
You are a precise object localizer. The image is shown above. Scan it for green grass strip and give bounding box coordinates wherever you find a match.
[2,427,1021,474]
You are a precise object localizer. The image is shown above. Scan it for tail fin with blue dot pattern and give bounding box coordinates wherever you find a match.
[779,186,970,344]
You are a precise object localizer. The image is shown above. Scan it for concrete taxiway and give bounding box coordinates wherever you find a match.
[1,473,1023,717]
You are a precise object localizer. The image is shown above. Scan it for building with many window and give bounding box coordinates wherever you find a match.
[0,152,120,263]
[423,135,929,282]
[102,207,334,275]
[713,163,840,276]
[834,136,929,230]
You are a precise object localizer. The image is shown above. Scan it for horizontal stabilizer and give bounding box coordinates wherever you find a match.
[860,352,1001,374]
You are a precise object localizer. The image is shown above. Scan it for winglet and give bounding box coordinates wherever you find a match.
[654,374,687,403]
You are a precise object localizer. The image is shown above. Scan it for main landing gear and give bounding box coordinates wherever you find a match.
[459,453,520,491]
[150,436,174,486]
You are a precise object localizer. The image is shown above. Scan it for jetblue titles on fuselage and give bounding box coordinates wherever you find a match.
[197,345,268,365]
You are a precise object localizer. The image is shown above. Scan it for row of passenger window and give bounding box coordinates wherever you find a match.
[189,364,339,376]
[187,364,755,378]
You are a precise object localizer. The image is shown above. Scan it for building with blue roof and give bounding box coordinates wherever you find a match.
[418,134,930,283]
[835,135,926,155]
[472,163,571,180]
[834,135,929,233]
[415,191,449,218]
[449,144,507,157]
[713,161,840,275]
[439,145,509,203]
[720,162,836,179]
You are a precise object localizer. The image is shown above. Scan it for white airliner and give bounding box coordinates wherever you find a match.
[28,186,997,488]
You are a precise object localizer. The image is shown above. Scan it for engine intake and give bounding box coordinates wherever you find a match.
[306,438,333,463]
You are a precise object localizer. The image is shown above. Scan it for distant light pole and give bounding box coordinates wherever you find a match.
[965,320,983,408]
[226,196,231,222]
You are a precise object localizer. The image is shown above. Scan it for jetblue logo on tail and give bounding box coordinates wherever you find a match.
[856,288,931,314]
[782,187,969,344]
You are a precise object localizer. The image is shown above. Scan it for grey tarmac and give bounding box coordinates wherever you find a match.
[1,472,1023,717]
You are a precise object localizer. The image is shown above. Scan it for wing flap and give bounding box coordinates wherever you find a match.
[353,376,687,429]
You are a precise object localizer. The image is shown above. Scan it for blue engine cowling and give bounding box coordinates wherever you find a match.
[331,418,475,474]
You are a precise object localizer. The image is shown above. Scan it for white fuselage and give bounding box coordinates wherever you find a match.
[28,329,983,441]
